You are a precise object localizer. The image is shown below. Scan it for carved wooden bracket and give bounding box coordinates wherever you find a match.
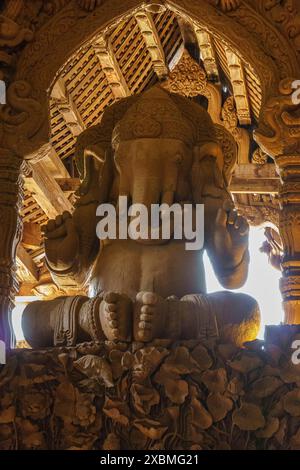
[221,96,250,164]
[135,9,168,79]
[92,35,130,99]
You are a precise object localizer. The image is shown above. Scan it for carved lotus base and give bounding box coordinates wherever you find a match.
[0,332,300,450]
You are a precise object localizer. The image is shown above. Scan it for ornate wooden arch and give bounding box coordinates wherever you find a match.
[1,0,298,159]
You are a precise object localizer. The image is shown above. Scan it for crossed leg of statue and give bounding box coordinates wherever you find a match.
[133,291,260,346]
[22,290,260,348]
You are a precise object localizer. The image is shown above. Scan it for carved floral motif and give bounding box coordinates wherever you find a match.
[162,49,207,97]
[235,195,279,228]
[252,147,268,165]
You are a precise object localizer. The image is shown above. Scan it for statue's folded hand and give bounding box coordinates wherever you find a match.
[43,211,79,271]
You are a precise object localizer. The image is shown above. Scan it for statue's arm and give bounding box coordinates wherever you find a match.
[44,125,114,291]
[204,196,250,289]
[44,202,100,291]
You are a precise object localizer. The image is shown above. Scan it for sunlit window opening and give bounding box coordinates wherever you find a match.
[204,226,283,339]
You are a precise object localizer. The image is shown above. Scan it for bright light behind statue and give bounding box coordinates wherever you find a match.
[204,226,283,339]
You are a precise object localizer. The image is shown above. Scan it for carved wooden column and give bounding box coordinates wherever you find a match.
[255,79,300,324]
[0,81,47,352]
[0,2,43,351]
[0,150,23,349]
[277,156,300,323]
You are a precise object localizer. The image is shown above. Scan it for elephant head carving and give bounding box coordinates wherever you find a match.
[74,86,237,225]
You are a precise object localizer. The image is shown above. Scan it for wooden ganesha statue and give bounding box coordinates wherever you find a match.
[22,86,260,348]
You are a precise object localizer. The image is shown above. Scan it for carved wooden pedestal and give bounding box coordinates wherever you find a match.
[0,337,300,450]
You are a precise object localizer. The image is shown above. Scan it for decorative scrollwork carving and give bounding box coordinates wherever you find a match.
[161,49,222,123]
[0,16,33,48]
[215,124,237,187]
[260,0,300,54]
[0,80,46,157]
[43,0,106,15]
[254,78,300,158]
[162,49,208,97]
[252,147,268,165]
[77,0,105,11]
[0,13,33,79]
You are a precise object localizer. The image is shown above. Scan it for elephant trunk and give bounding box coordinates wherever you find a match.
[130,173,177,244]
[131,175,162,210]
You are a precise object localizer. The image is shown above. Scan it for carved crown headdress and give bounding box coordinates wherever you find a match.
[111,86,218,148]
[75,85,226,181]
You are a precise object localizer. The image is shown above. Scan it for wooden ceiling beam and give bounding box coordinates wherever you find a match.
[22,222,42,249]
[54,165,279,195]
[51,77,85,136]
[230,179,279,194]
[135,10,168,80]
[25,159,74,219]
[23,143,73,220]
[16,244,39,283]
[193,27,219,81]
[230,164,279,194]
[225,48,251,125]
[234,164,277,179]
[55,177,80,192]
[93,35,130,99]
[41,145,70,179]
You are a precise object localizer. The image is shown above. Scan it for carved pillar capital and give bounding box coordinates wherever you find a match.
[255,78,300,324]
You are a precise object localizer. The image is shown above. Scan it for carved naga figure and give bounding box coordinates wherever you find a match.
[22,86,260,347]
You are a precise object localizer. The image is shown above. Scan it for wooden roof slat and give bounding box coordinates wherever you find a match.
[63,47,95,84]
[79,85,112,119]
[70,63,103,102]
[76,75,108,112]
[93,35,130,99]
[83,91,114,124]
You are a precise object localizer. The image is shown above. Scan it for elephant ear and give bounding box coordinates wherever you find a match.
[214,124,238,188]
[74,94,140,185]
[74,127,109,205]
[74,126,108,181]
